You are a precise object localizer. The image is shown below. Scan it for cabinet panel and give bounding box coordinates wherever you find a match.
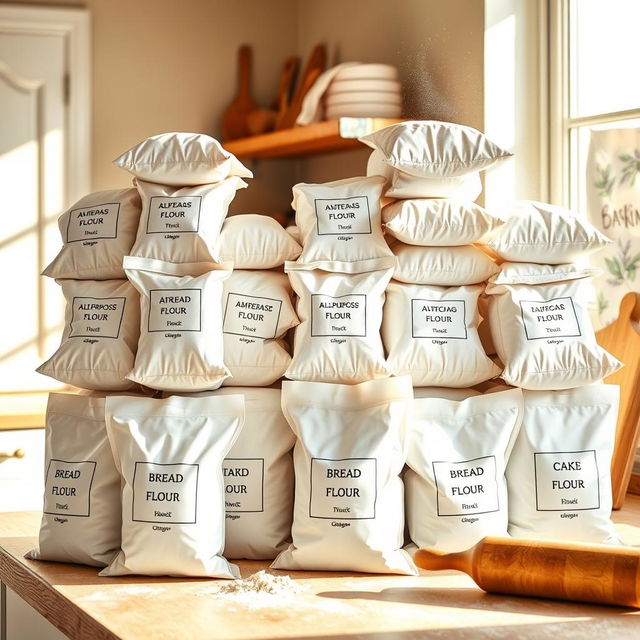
[0,429,44,512]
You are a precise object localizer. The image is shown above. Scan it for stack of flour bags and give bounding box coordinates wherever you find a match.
[359,120,623,555]
[30,132,304,577]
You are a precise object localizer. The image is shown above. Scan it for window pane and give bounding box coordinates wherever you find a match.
[569,0,640,118]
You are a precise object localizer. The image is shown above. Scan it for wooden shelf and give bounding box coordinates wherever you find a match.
[224,118,403,159]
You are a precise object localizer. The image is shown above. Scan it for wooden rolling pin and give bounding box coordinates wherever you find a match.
[415,536,640,608]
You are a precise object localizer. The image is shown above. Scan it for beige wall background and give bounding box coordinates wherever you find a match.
[3,0,483,213]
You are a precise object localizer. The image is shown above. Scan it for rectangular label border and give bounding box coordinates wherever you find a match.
[65,202,120,243]
[519,296,582,341]
[534,449,601,512]
[309,456,377,520]
[68,296,126,339]
[410,298,468,340]
[223,457,265,513]
[310,293,367,337]
[314,196,372,236]
[145,195,202,234]
[43,458,97,518]
[432,454,500,517]
[131,461,200,524]
[147,288,202,333]
[222,293,283,339]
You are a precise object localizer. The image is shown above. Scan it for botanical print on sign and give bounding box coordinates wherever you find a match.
[587,127,640,328]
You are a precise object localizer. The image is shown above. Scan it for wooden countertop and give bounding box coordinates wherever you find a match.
[2,501,640,640]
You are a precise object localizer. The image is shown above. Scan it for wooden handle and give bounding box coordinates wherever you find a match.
[274,55,299,112]
[417,537,640,608]
[0,448,25,463]
[414,547,473,574]
[237,45,252,98]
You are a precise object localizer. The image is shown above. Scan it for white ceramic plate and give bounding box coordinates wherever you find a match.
[325,103,402,119]
[325,91,402,107]
[334,64,399,81]
[328,78,402,94]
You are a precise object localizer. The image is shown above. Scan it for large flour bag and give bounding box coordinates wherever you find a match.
[507,385,620,543]
[174,388,295,559]
[285,260,394,383]
[26,394,121,567]
[405,389,523,553]
[382,281,500,387]
[272,376,416,575]
[485,263,621,389]
[124,256,231,391]
[222,270,299,386]
[101,394,244,577]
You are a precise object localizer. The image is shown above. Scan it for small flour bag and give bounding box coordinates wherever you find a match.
[178,388,295,559]
[405,389,523,553]
[43,188,142,280]
[485,263,621,389]
[130,177,247,263]
[292,176,394,267]
[101,394,244,577]
[272,377,416,575]
[382,281,500,387]
[285,260,394,383]
[37,279,140,391]
[507,385,620,544]
[124,256,231,391]
[26,393,121,567]
[222,270,299,386]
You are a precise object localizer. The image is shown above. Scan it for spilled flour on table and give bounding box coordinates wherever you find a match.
[197,570,306,608]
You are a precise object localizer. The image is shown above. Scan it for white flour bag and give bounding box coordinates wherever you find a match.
[130,177,247,264]
[101,394,244,577]
[382,198,504,246]
[405,389,523,553]
[177,388,295,559]
[507,385,619,543]
[273,376,416,574]
[217,214,302,269]
[43,188,141,280]
[485,263,622,389]
[285,261,394,383]
[26,393,121,567]
[124,256,231,391]
[292,176,394,267]
[222,270,299,386]
[37,279,140,391]
[382,282,500,387]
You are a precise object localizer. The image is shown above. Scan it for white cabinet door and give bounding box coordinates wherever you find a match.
[2,584,67,640]
[0,429,44,513]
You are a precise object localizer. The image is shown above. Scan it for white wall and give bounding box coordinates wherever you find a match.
[3,0,485,211]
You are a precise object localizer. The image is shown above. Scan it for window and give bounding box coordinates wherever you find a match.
[550,0,640,211]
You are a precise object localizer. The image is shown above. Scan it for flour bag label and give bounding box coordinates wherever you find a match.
[223,458,265,513]
[66,202,120,242]
[534,450,600,511]
[146,196,202,234]
[432,455,500,517]
[44,459,97,517]
[309,457,377,520]
[69,297,126,339]
[223,293,282,339]
[519,297,581,340]
[148,289,202,333]
[411,299,467,340]
[132,462,199,524]
[311,294,367,337]
[315,196,372,236]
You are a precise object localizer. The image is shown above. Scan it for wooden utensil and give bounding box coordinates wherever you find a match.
[221,45,257,141]
[275,43,326,130]
[596,292,640,509]
[415,536,640,608]
[245,55,300,136]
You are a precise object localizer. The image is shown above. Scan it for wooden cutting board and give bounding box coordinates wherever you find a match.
[275,43,326,130]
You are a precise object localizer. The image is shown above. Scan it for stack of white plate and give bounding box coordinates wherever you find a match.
[324,64,402,119]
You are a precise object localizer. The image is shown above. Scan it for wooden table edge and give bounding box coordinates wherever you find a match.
[0,541,118,640]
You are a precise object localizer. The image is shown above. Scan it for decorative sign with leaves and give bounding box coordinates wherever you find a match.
[587,127,640,328]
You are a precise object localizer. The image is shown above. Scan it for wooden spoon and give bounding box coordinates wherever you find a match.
[221,45,257,141]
